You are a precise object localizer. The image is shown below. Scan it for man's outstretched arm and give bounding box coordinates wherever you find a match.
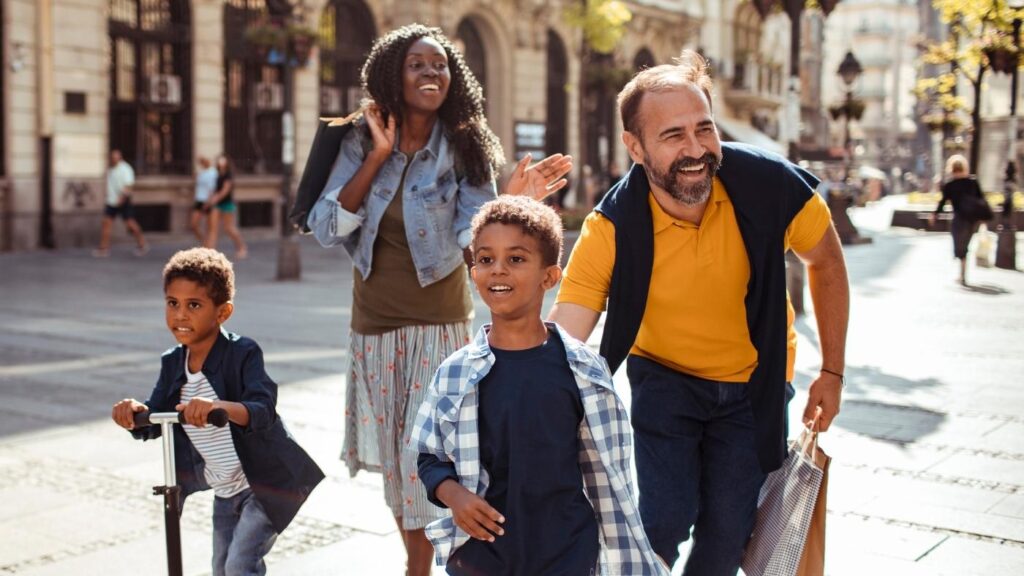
[794,224,849,432]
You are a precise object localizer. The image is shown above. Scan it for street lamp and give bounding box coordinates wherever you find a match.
[261,0,311,281]
[835,50,863,180]
[826,50,868,246]
[997,0,1023,270]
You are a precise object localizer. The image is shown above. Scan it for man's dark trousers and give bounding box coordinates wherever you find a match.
[627,355,767,575]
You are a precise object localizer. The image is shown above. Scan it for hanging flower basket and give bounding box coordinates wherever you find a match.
[245,19,287,62]
[985,46,1018,74]
[287,24,319,68]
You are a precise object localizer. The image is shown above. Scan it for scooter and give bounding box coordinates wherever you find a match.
[133,409,229,576]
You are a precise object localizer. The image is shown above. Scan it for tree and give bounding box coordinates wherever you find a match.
[564,0,632,203]
[916,0,1021,179]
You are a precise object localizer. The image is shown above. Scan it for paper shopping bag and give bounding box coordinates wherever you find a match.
[795,441,830,576]
[741,423,829,576]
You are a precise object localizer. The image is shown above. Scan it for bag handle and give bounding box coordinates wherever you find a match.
[799,406,823,459]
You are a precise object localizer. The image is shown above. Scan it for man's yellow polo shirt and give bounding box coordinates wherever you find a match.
[557,177,831,382]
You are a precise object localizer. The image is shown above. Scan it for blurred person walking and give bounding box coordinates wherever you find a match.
[205,155,248,259]
[931,154,990,285]
[190,156,218,243]
[93,149,148,258]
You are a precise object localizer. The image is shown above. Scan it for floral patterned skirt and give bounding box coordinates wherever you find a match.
[342,321,471,529]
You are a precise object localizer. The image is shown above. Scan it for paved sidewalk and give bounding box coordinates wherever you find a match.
[0,199,1022,575]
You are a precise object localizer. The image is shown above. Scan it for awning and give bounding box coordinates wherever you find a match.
[715,116,787,156]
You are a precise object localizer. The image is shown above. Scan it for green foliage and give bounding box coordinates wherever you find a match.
[564,0,633,54]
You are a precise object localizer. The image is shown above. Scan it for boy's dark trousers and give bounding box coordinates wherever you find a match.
[627,355,767,575]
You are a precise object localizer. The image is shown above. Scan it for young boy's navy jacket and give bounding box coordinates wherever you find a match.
[130,329,324,533]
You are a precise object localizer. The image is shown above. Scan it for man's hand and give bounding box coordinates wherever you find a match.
[435,479,505,542]
[111,398,147,430]
[802,371,842,431]
[503,153,573,200]
[175,397,219,428]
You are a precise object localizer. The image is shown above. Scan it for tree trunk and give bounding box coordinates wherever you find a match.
[969,66,986,179]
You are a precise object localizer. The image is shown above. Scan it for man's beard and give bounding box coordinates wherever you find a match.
[644,151,722,206]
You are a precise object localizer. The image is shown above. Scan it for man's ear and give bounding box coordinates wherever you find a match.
[542,264,562,290]
[622,131,645,165]
[217,302,234,324]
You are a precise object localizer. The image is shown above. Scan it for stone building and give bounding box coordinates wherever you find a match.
[0,0,803,252]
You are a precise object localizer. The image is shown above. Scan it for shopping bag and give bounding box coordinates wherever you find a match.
[975,223,994,268]
[795,450,829,576]
[288,111,363,233]
[741,415,830,576]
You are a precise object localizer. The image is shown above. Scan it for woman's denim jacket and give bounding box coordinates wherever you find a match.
[307,121,497,287]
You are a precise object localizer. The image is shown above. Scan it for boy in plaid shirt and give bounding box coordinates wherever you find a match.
[410,196,667,575]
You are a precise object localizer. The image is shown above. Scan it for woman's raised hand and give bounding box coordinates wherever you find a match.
[365,104,396,159]
[503,153,574,201]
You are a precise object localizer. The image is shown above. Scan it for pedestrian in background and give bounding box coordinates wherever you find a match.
[190,156,218,243]
[205,155,248,260]
[93,149,148,258]
[306,23,571,576]
[930,154,986,286]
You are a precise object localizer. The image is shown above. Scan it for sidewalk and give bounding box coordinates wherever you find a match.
[0,202,1022,575]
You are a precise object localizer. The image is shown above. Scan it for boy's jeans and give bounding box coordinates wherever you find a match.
[626,355,767,576]
[212,489,278,576]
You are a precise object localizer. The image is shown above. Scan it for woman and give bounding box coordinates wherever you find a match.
[307,24,570,575]
[205,154,248,259]
[931,154,986,285]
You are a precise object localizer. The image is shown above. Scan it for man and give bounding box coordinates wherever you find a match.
[548,51,849,574]
[190,156,218,243]
[94,149,148,257]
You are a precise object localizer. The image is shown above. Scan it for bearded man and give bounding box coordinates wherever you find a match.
[548,51,849,575]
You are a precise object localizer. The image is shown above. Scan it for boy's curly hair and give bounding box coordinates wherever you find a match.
[471,196,564,266]
[360,23,504,186]
[162,248,235,305]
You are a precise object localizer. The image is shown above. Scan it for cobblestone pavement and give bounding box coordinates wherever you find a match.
[1,197,1023,575]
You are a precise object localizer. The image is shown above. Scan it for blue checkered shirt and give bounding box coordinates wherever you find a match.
[410,322,669,575]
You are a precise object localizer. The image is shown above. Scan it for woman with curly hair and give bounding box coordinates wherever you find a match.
[307,23,571,575]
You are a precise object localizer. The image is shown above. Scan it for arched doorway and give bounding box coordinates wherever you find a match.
[224,0,284,174]
[546,30,568,159]
[108,0,192,175]
[319,0,376,116]
[634,47,656,71]
[456,18,487,103]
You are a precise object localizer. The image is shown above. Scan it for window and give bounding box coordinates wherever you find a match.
[546,30,568,159]
[224,0,284,174]
[108,0,192,175]
[734,3,762,61]
[319,0,375,116]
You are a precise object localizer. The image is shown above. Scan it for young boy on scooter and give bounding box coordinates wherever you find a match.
[111,247,323,575]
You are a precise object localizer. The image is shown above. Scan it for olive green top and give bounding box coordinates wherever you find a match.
[351,158,473,335]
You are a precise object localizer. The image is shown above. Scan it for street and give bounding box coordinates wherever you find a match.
[1,197,1022,575]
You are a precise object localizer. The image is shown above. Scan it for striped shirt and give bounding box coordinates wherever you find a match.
[181,356,249,498]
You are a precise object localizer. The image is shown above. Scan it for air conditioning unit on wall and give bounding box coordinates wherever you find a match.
[147,74,182,105]
[254,82,284,111]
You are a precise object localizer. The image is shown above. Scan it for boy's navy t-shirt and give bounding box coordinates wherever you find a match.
[425,330,600,576]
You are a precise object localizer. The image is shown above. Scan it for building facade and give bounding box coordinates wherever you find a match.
[1,0,810,252]
[822,0,921,182]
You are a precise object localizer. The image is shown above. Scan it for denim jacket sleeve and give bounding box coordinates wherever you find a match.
[454,173,497,249]
[307,127,368,247]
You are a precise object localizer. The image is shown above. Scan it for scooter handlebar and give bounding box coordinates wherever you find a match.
[133,408,229,428]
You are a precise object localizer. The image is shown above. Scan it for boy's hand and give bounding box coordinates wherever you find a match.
[436,479,505,542]
[111,398,147,430]
[176,397,219,428]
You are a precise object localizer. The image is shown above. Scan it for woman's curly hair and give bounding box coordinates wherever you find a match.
[360,23,504,186]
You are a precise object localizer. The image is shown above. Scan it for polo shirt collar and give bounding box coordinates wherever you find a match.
[648,176,729,232]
